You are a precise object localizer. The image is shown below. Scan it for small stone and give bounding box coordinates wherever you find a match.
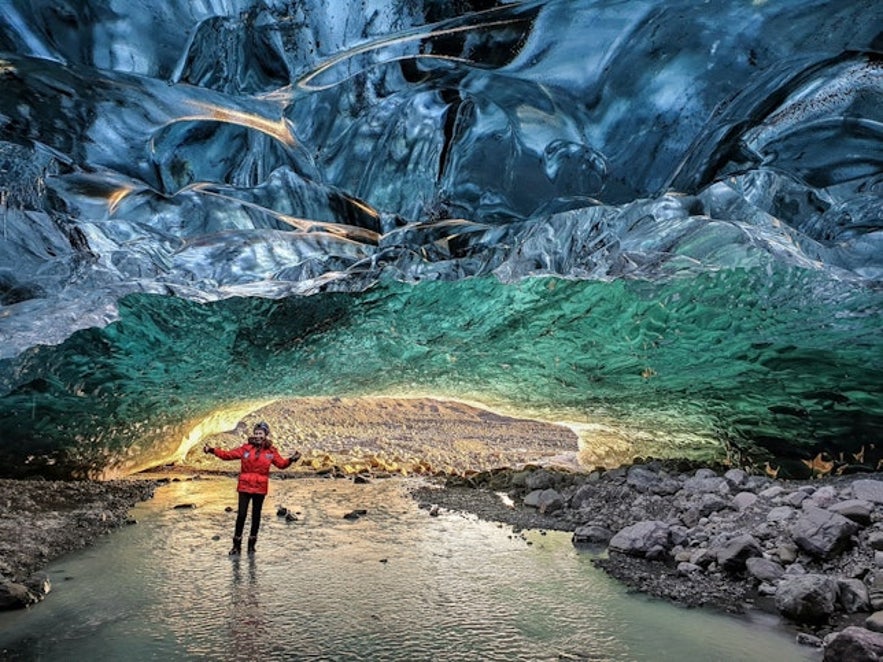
[867,611,883,633]
[868,531,883,551]
[732,492,757,511]
[796,632,822,648]
[852,480,883,504]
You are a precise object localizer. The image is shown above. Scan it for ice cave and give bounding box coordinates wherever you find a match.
[0,0,881,480]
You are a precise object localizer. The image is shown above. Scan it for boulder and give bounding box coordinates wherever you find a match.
[824,626,883,661]
[608,520,671,558]
[791,505,860,559]
[775,574,840,624]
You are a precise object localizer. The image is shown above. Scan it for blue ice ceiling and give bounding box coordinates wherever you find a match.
[0,0,881,479]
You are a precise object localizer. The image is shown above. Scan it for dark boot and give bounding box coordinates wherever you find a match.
[247,536,257,555]
[229,536,242,555]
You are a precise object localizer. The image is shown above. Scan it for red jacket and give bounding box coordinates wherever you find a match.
[211,441,292,494]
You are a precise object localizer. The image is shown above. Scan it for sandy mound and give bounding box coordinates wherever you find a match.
[184,396,580,476]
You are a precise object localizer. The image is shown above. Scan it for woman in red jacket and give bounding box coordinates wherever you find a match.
[203,421,301,555]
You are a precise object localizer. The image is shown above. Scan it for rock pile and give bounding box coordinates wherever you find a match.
[439,462,883,659]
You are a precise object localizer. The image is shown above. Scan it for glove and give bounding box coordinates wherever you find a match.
[203,445,214,455]
[289,451,302,463]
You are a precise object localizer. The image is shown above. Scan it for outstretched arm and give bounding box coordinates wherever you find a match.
[204,445,245,461]
[273,448,302,469]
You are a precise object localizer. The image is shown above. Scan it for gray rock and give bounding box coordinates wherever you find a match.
[689,548,717,568]
[758,582,778,597]
[869,575,883,610]
[569,484,597,509]
[869,531,883,551]
[23,572,50,599]
[680,507,701,528]
[698,493,732,517]
[775,574,840,624]
[732,492,758,511]
[524,488,564,514]
[649,479,682,496]
[767,506,796,522]
[829,499,875,526]
[745,476,772,492]
[791,505,859,559]
[759,485,786,499]
[683,475,729,495]
[823,626,883,661]
[715,534,763,573]
[746,557,785,582]
[785,491,809,507]
[609,520,671,558]
[808,486,840,509]
[677,562,701,576]
[525,470,559,491]
[866,611,883,633]
[572,524,613,545]
[839,578,871,614]
[853,480,883,505]
[626,466,661,492]
[0,580,38,610]
[796,632,823,648]
[723,468,748,488]
[775,542,799,564]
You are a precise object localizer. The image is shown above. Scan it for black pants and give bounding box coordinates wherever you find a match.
[234,492,266,539]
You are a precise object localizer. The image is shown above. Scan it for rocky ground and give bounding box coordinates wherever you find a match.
[0,478,159,608]
[411,461,883,660]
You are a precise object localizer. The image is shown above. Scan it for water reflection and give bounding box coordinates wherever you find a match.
[228,557,269,660]
[0,476,818,661]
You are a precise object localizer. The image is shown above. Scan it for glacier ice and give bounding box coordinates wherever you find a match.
[0,0,881,478]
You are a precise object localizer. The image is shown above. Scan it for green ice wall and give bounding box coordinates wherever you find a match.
[0,268,880,478]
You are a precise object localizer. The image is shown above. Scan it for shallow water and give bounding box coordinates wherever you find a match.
[0,477,819,661]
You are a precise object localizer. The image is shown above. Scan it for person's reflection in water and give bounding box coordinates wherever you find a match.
[227,555,271,658]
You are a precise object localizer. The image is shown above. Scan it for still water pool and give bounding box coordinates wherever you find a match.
[0,476,819,661]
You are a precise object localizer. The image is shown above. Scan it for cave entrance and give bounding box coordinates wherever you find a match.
[181,396,582,477]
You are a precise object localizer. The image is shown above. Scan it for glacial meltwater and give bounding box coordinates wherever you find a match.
[0,477,818,661]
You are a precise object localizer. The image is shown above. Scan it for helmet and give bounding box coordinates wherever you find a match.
[254,421,270,435]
